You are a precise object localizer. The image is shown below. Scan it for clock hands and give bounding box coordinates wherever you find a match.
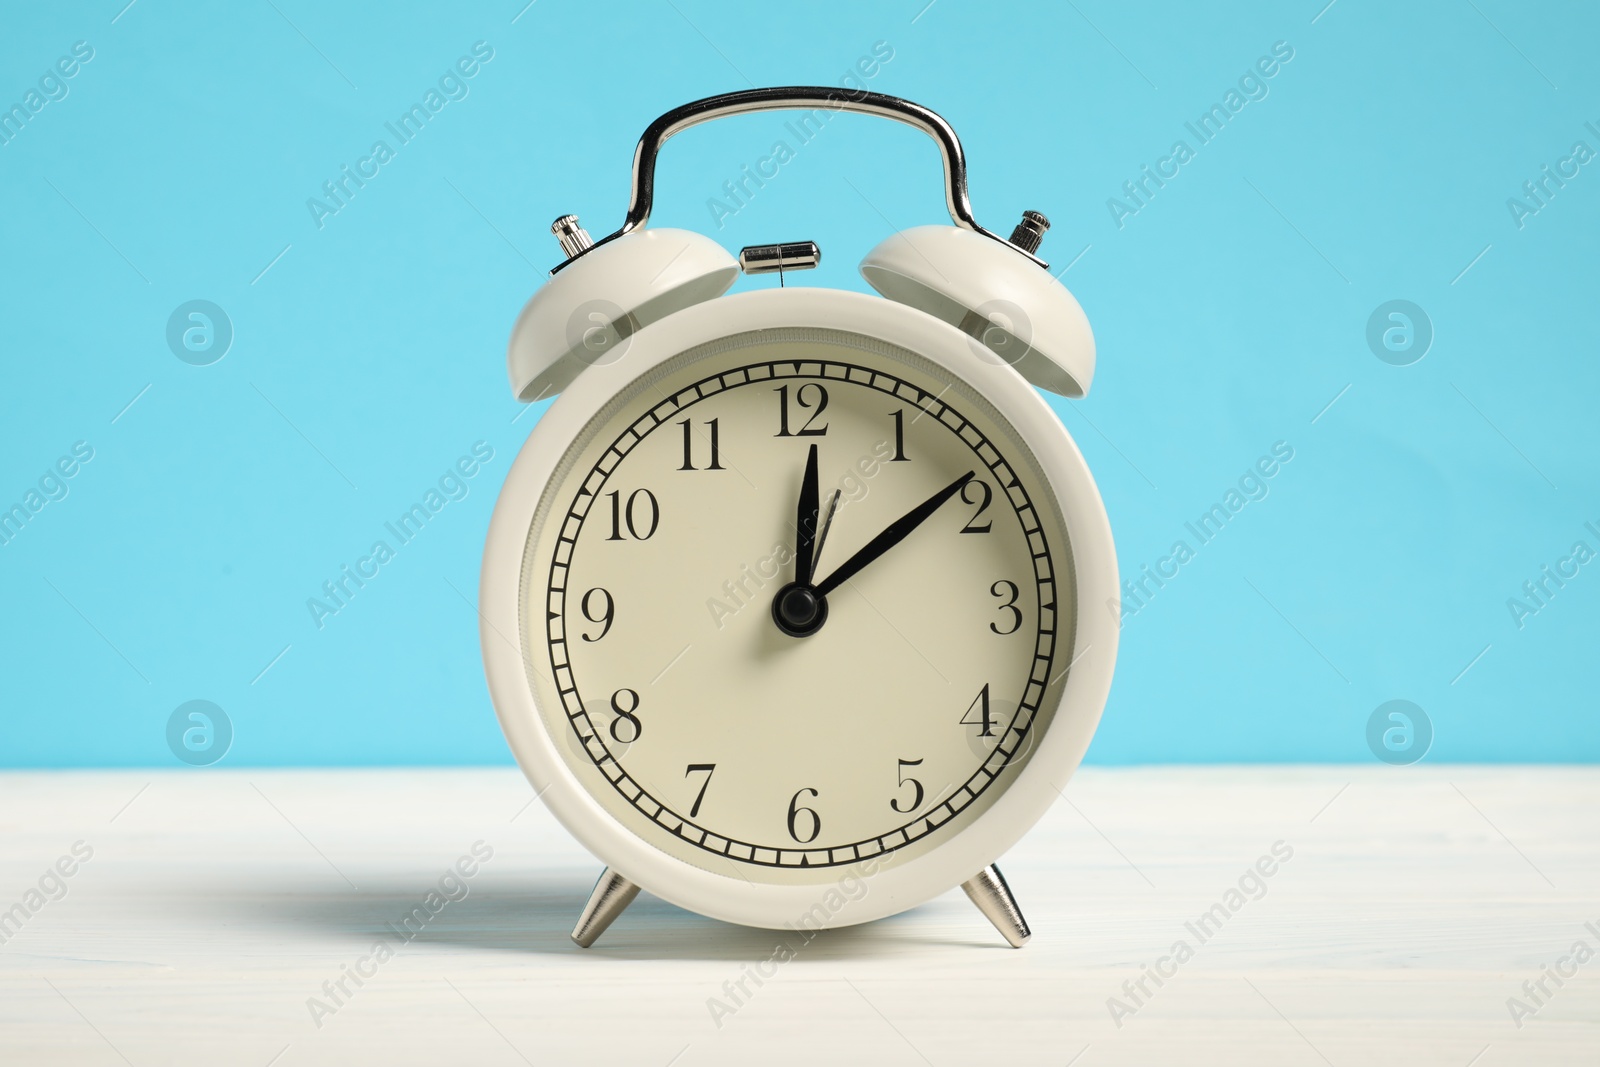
[793,444,821,587]
[814,471,975,596]
[771,456,975,638]
[812,489,842,574]
[772,445,831,637]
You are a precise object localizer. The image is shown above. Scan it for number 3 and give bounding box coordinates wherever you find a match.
[989,580,1021,635]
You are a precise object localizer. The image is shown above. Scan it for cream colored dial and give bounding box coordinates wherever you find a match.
[519,328,1073,884]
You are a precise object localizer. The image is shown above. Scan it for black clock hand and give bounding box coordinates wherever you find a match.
[793,443,821,586]
[814,471,975,597]
[812,489,842,574]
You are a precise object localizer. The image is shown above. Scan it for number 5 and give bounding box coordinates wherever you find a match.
[890,758,924,813]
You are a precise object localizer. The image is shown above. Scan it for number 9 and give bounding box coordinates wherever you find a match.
[580,587,614,641]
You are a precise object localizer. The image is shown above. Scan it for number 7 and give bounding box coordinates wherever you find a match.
[685,763,716,818]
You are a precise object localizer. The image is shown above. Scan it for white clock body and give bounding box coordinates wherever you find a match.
[480,286,1117,930]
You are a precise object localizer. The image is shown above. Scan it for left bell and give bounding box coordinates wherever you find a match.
[506,223,740,402]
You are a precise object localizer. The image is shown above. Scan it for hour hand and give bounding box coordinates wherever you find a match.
[794,443,821,586]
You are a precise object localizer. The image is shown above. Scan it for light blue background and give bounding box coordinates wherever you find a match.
[1,0,1595,766]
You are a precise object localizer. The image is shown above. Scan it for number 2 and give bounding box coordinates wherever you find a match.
[960,480,992,533]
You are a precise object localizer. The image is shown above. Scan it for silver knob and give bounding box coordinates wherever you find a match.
[738,241,821,276]
[1008,210,1049,255]
[552,215,595,258]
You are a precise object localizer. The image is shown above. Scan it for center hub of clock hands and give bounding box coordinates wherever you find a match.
[772,582,829,636]
[771,442,976,638]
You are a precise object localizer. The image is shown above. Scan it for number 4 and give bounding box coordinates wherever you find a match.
[961,683,994,737]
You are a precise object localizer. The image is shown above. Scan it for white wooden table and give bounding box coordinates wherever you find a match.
[1,767,1595,1065]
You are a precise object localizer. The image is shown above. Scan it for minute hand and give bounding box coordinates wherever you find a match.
[814,471,975,597]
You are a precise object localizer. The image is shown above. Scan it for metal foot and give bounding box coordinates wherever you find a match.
[571,867,640,948]
[961,864,1031,948]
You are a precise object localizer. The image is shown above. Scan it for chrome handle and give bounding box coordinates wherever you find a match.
[555,86,1043,271]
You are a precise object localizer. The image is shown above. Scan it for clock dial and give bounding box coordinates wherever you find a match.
[518,327,1075,884]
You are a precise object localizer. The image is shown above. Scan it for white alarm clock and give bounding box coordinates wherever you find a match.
[480,88,1117,948]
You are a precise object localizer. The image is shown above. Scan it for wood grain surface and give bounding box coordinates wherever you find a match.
[0,766,1594,1065]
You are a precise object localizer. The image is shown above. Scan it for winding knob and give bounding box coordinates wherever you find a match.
[552,215,595,258]
[1007,210,1049,255]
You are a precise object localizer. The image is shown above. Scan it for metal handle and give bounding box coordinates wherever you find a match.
[557,86,1042,270]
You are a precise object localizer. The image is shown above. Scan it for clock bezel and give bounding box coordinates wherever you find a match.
[481,287,1118,930]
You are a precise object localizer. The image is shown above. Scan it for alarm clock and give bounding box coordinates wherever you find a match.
[480,88,1117,948]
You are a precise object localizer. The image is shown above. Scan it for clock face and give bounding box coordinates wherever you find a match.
[518,326,1075,885]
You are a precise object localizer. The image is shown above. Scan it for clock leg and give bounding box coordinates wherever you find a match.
[961,864,1031,948]
[570,867,640,948]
